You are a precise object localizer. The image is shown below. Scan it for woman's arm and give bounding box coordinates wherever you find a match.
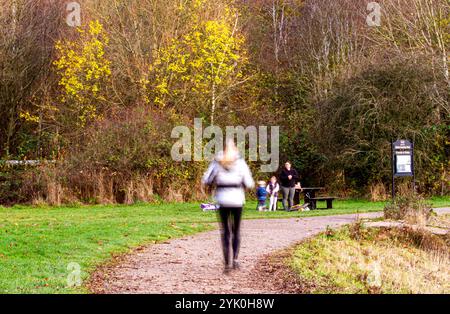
[241,160,255,190]
[202,161,217,186]
[279,169,288,180]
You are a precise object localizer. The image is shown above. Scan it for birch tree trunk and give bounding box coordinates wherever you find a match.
[211,82,216,126]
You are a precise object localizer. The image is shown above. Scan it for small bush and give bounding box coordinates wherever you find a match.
[384,192,432,224]
[349,220,370,241]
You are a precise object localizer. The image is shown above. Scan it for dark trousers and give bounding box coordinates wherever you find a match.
[218,206,242,266]
[281,186,295,210]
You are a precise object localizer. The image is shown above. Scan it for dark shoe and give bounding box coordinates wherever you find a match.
[224,264,232,275]
[232,260,240,270]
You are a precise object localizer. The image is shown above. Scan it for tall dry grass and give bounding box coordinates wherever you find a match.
[370,182,388,202]
[293,226,450,294]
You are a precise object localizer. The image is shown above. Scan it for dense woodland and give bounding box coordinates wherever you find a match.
[0,0,448,205]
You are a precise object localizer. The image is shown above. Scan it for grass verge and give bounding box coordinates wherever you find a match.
[0,197,447,293]
[289,222,450,294]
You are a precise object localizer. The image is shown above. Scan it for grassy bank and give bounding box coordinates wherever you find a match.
[0,197,448,293]
[289,219,450,294]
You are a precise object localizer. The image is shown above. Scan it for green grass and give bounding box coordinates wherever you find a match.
[289,223,450,294]
[426,196,450,208]
[0,197,448,294]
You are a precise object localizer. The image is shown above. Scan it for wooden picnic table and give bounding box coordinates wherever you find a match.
[279,186,334,210]
[294,187,324,205]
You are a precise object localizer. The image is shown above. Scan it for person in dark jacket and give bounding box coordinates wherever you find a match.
[279,161,299,211]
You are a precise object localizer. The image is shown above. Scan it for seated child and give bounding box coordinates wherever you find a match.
[266,176,280,211]
[256,181,268,211]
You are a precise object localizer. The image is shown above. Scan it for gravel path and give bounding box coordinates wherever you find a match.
[90,212,383,294]
[90,208,449,294]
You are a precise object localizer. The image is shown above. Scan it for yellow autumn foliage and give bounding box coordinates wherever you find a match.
[54,20,111,127]
[142,1,248,118]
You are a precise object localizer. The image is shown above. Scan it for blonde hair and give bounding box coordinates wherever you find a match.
[219,140,238,169]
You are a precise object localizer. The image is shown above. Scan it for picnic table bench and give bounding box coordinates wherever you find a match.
[280,186,337,210]
[308,196,336,210]
[277,186,336,210]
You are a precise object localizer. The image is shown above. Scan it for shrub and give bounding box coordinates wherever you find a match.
[0,165,26,205]
[315,56,449,195]
[61,106,207,204]
[384,191,432,224]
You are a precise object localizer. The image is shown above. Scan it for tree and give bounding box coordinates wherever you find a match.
[314,57,449,193]
[54,20,111,129]
[142,1,250,125]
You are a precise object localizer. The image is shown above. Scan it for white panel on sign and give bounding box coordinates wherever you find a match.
[396,155,411,173]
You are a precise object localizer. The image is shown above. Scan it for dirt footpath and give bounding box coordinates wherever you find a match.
[90,212,386,294]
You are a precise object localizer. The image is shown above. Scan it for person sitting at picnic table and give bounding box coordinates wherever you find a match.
[279,161,300,211]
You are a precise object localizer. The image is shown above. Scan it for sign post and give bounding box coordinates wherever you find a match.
[391,139,415,198]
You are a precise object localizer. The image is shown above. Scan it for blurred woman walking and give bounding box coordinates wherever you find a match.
[202,140,254,273]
